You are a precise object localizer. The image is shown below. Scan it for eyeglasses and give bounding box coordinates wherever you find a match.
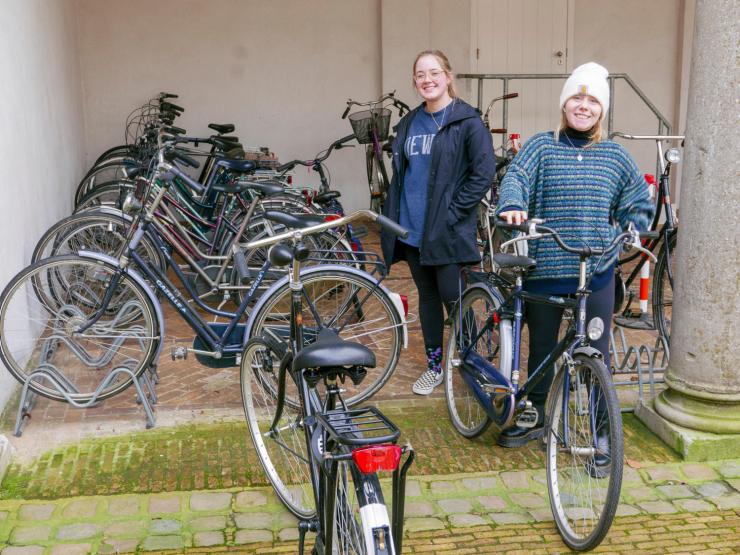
[414,69,446,83]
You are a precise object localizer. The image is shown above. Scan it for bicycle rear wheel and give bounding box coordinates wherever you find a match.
[247,267,402,406]
[545,353,623,551]
[652,231,677,342]
[329,460,388,554]
[0,255,159,402]
[240,337,315,519]
[444,284,511,438]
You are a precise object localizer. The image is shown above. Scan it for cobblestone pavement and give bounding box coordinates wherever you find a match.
[0,460,739,554]
[0,401,677,500]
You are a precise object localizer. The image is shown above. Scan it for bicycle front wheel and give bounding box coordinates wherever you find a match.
[366,146,388,213]
[652,231,677,342]
[247,267,403,406]
[0,255,160,402]
[444,284,512,438]
[545,353,623,551]
[240,337,315,519]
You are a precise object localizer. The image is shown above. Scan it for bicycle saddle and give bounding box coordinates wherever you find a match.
[213,158,257,174]
[292,329,376,372]
[492,253,537,271]
[212,137,242,151]
[263,210,326,229]
[314,190,341,203]
[238,180,285,196]
[208,123,235,134]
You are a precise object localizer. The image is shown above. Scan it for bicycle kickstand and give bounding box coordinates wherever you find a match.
[298,518,318,555]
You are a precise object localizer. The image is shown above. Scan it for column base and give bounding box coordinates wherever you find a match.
[636,398,740,461]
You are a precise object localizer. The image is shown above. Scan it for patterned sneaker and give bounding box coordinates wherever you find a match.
[412,369,443,395]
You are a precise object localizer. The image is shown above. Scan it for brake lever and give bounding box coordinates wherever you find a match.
[627,226,658,262]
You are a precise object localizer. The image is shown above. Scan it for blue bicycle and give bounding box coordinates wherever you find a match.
[444,218,654,551]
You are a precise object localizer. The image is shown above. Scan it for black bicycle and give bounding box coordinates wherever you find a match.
[241,212,414,554]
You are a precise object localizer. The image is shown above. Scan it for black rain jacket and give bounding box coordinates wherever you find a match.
[381,99,495,266]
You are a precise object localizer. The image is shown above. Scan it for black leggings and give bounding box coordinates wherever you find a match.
[525,273,614,407]
[402,243,462,349]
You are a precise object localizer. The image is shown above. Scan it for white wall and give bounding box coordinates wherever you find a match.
[75,0,382,212]
[0,0,86,410]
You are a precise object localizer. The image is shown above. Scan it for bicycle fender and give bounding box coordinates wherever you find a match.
[83,207,135,222]
[573,346,603,359]
[77,250,165,361]
[244,264,407,343]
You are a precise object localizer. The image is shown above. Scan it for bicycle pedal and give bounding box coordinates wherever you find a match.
[515,407,539,429]
[170,346,188,361]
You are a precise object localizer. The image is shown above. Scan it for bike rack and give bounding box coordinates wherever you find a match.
[610,322,669,413]
[14,365,158,437]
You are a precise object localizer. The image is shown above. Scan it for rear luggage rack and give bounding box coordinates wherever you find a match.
[316,406,400,446]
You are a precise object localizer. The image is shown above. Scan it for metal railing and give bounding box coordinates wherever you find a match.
[458,72,672,149]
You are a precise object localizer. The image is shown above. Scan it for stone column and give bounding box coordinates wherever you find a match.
[648,0,740,441]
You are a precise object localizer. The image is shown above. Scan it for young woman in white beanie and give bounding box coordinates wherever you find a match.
[495,62,655,455]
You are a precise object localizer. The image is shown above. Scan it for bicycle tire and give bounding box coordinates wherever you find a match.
[366,146,388,212]
[652,231,677,342]
[444,284,512,438]
[75,180,135,211]
[75,159,141,206]
[246,266,403,407]
[545,353,623,551]
[329,458,389,554]
[31,211,165,273]
[240,337,316,518]
[0,255,160,402]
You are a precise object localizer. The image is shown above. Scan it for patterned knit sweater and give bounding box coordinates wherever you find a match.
[496,131,655,288]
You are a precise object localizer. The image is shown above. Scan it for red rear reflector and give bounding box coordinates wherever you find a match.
[324,214,341,222]
[352,444,402,474]
[400,295,409,317]
[287,176,293,185]
[492,312,500,324]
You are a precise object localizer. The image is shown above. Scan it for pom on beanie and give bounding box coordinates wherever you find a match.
[559,62,610,116]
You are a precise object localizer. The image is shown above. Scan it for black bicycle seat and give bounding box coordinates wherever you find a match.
[292,329,376,371]
[492,253,537,271]
[263,210,326,229]
[208,123,235,134]
[314,190,341,203]
[213,137,243,151]
[239,180,284,196]
[219,159,256,173]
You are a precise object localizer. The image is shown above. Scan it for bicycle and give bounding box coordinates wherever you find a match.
[240,211,415,554]
[444,218,655,551]
[0,142,407,408]
[610,132,684,342]
[342,92,410,213]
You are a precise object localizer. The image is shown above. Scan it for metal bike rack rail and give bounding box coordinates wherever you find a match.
[457,72,673,164]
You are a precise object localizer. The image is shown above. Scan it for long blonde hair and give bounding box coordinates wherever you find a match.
[412,49,458,98]
[554,113,604,146]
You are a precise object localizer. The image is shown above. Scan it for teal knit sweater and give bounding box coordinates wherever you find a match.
[496,131,655,286]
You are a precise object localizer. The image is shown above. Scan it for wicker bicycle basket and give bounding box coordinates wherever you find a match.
[349,108,391,144]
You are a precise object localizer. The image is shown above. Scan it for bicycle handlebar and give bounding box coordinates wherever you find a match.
[276,134,357,173]
[609,132,685,141]
[343,92,410,118]
[245,210,408,250]
[497,219,656,261]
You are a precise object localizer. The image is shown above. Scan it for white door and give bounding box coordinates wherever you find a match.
[470,0,573,150]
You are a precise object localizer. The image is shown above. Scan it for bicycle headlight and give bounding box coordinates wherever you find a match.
[665,148,681,164]
[587,317,605,341]
[122,192,142,214]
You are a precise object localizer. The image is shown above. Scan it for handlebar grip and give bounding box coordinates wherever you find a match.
[341,105,351,119]
[376,215,409,239]
[502,93,519,100]
[160,92,179,99]
[496,220,530,233]
[277,160,298,173]
[232,250,250,284]
[490,128,507,134]
[162,125,186,135]
[161,101,184,113]
[172,149,200,169]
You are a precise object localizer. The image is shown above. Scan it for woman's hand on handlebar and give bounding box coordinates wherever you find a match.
[499,210,528,225]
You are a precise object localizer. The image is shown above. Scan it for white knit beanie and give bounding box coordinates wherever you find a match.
[559,62,610,117]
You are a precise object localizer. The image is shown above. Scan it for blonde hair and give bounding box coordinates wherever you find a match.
[555,113,604,147]
[412,49,457,98]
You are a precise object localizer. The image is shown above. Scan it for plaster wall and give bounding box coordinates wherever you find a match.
[0,0,86,411]
[75,0,382,212]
